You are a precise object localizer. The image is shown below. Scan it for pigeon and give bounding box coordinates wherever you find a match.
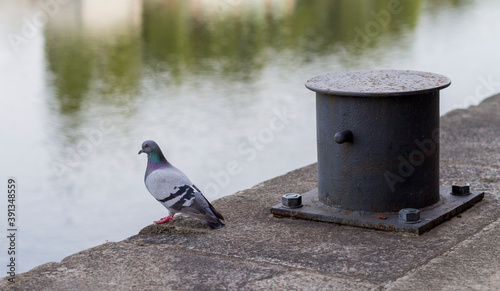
[138,140,225,229]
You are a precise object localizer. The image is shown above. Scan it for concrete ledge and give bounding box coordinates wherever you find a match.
[3,94,500,290]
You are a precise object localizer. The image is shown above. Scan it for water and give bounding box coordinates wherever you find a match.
[1,0,499,273]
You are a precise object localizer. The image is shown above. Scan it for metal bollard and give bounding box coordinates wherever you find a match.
[271,70,484,234]
[309,70,445,212]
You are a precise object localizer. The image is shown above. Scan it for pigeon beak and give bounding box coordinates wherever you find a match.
[138,149,144,155]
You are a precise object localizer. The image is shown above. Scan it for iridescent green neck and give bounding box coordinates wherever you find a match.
[148,152,167,165]
[145,152,169,180]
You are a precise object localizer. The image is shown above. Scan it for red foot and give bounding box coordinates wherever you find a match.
[154,214,175,224]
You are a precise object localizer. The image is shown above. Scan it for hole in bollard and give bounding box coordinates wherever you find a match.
[282,193,303,208]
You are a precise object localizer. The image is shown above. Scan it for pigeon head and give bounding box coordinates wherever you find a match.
[138,140,160,155]
[138,140,169,164]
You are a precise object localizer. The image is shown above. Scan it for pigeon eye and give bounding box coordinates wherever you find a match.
[144,144,149,148]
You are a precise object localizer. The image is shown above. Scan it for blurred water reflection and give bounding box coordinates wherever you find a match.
[1,0,499,273]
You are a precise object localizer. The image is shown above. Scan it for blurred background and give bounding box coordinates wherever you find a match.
[1,0,499,273]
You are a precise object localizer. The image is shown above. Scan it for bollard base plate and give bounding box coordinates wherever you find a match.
[271,188,484,235]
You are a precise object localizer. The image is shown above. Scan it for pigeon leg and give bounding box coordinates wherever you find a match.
[154,214,175,224]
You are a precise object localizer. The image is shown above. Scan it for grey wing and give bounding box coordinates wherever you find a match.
[178,190,224,224]
[145,167,194,209]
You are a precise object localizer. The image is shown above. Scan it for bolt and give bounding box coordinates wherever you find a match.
[334,129,353,144]
[282,193,303,208]
[452,182,471,196]
[399,208,421,224]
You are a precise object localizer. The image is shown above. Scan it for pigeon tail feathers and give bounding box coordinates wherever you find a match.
[203,219,224,229]
[208,201,224,221]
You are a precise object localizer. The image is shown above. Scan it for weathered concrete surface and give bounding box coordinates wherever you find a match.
[2,93,500,290]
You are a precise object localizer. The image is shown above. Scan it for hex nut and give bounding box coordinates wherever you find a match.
[282,193,303,208]
[399,208,421,224]
[452,182,471,196]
